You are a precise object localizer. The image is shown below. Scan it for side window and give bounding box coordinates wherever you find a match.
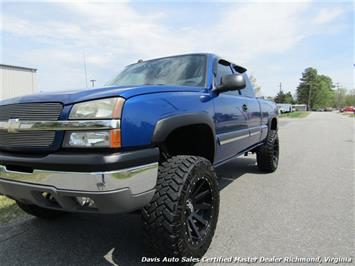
[240,74,255,98]
[215,62,233,87]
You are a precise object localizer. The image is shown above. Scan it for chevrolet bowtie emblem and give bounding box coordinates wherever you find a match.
[7,119,20,133]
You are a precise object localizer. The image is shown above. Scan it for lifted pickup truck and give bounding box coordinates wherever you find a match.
[0,53,278,259]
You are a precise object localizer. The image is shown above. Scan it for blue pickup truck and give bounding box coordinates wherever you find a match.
[0,53,278,260]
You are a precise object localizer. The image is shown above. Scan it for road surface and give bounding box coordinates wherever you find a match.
[0,112,353,265]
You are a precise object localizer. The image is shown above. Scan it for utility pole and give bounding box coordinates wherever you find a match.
[83,50,88,88]
[279,82,282,92]
[335,82,340,109]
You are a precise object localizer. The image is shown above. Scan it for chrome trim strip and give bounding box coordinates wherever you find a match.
[0,162,158,194]
[0,119,120,133]
[219,127,263,145]
[249,126,264,133]
[250,131,260,137]
[219,133,249,145]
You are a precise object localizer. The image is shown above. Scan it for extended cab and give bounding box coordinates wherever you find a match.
[0,53,279,259]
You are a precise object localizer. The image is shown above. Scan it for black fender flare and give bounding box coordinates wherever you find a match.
[268,115,278,131]
[151,112,216,145]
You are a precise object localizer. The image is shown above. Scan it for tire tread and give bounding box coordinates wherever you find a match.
[142,155,219,259]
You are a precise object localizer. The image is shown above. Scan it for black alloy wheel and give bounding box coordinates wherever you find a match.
[185,176,214,246]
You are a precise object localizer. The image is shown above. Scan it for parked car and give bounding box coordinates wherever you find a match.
[325,107,333,112]
[0,53,279,259]
[340,106,355,112]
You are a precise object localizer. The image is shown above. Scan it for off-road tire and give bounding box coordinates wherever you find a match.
[142,155,219,261]
[17,202,65,219]
[256,130,279,173]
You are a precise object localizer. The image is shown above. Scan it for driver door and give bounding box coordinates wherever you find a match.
[213,60,250,164]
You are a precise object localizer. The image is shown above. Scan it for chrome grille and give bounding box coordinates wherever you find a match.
[0,131,56,148]
[0,103,62,121]
[0,103,63,149]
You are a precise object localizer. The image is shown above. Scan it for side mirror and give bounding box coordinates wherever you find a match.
[214,74,246,94]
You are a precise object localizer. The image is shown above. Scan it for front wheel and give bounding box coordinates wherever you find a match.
[142,155,220,260]
[256,130,279,173]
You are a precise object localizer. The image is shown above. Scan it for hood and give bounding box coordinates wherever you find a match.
[0,85,204,106]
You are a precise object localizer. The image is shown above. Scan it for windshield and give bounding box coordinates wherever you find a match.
[107,55,207,87]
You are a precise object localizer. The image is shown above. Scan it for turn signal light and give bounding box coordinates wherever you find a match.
[110,129,121,148]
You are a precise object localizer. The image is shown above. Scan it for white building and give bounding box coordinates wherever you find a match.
[292,104,307,111]
[0,64,37,100]
[276,103,292,113]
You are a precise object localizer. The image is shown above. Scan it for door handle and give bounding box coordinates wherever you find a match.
[242,104,248,112]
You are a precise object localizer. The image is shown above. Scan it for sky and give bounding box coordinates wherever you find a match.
[0,0,353,97]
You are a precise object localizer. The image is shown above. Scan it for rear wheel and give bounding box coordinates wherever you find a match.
[142,155,219,260]
[17,202,65,219]
[256,130,279,173]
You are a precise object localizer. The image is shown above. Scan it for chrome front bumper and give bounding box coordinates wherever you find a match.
[0,163,158,213]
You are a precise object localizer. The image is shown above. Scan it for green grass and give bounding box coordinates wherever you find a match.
[0,196,28,225]
[279,111,310,118]
[342,113,355,118]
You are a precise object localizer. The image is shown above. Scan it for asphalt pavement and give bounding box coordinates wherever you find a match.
[0,112,353,266]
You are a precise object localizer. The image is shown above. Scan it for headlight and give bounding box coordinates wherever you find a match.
[69,97,125,119]
[63,129,121,148]
[65,97,124,148]
[63,131,110,148]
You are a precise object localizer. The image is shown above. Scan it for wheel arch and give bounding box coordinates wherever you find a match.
[269,116,278,131]
[152,113,216,163]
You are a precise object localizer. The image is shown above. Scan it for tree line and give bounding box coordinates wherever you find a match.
[252,68,354,109]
